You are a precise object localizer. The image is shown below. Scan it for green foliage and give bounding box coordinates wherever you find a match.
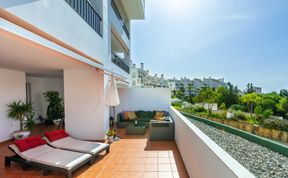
[245,83,256,94]
[7,100,33,131]
[24,112,36,131]
[195,88,218,113]
[276,97,288,116]
[280,89,288,98]
[106,129,116,136]
[230,104,246,111]
[263,109,273,119]
[262,118,288,131]
[241,93,262,119]
[233,110,247,120]
[219,103,226,110]
[254,105,263,118]
[216,83,239,108]
[43,91,64,121]
[171,101,182,107]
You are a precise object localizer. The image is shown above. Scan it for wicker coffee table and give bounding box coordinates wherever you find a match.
[126,123,146,135]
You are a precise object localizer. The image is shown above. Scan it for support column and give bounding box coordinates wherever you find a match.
[64,68,107,140]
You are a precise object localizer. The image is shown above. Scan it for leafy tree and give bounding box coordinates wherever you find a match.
[177,83,186,100]
[241,93,262,120]
[196,88,218,114]
[186,83,194,103]
[276,97,288,117]
[254,105,263,120]
[280,89,288,98]
[260,92,281,115]
[245,83,256,94]
[216,83,239,108]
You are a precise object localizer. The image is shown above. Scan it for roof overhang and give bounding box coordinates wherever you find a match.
[119,0,145,20]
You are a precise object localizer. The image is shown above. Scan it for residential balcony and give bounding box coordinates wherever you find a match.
[110,0,130,48]
[112,52,130,74]
[0,106,255,178]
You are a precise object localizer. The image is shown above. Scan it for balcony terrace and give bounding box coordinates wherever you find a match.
[0,124,188,178]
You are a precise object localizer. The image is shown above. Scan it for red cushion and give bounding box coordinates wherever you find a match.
[44,130,69,142]
[14,136,46,152]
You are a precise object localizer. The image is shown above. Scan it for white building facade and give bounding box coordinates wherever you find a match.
[0,0,145,142]
[168,77,226,95]
[131,63,168,88]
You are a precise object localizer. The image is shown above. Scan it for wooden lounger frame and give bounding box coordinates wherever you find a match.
[44,137,110,163]
[5,145,93,178]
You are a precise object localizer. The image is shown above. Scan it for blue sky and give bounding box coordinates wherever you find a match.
[130,0,288,93]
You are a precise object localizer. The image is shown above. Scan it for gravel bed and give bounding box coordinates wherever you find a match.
[188,118,288,178]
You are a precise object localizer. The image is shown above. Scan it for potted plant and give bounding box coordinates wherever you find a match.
[106,129,116,143]
[24,112,36,132]
[43,91,64,125]
[7,100,33,139]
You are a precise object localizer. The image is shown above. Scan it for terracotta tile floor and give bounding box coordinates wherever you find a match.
[0,125,189,178]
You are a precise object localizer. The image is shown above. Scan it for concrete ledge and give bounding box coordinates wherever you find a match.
[170,107,255,178]
[181,112,288,157]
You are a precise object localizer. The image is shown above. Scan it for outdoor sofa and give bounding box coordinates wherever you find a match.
[117,110,172,128]
[5,136,92,178]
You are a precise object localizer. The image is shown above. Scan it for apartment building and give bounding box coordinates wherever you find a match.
[0,0,145,142]
[168,77,226,95]
[131,62,168,88]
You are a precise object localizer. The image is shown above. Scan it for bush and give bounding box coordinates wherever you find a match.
[230,104,246,111]
[262,118,288,131]
[193,106,207,113]
[263,109,273,119]
[233,111,247,120]
[172,101,182,107]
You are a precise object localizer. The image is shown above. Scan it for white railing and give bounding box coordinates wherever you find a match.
[170,106,255,178]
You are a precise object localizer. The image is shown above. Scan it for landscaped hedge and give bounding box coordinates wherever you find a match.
[262,118,288,132]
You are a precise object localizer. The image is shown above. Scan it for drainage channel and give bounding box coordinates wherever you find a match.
[186,116,288,178]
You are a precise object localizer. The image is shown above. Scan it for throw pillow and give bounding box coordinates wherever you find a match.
[128,111,137,120]
[123,111,129,120]
[154,111,165,120]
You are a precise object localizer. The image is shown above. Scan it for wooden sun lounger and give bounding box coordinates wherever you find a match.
[5,144,93,178]
[43,136,110,163]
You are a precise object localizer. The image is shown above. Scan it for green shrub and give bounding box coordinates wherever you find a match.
[263,109,273,119]
[262,118,288,131]
[230,104,246,111]
[219,103,226,110]
[233,111,247,120]
[172,101,182,107]
[193,106,207,113]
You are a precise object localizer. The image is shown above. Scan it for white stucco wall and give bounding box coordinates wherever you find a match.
[0,68,26,142]
[64,68,109,140]
[170,107,255,178]
[26,76,64,120]
[116,88,171,114]
[0,0,108,64]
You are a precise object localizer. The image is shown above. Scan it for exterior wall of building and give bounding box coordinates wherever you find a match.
[116,88,171,114]
[63,68,108,140]
[0,0,108,64]
[26,76,64,121]
[0,68,26,142]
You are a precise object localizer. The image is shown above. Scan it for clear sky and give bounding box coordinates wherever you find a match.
[130,0,288,93]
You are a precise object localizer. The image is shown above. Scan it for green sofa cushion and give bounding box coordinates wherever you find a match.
[138,118,151,122]
[136,111,154,119]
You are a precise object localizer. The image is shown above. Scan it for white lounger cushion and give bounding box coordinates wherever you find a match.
[49,137,109,155]
[9,144,91,170]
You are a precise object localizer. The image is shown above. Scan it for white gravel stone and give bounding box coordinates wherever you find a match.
[188,118,288,178]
